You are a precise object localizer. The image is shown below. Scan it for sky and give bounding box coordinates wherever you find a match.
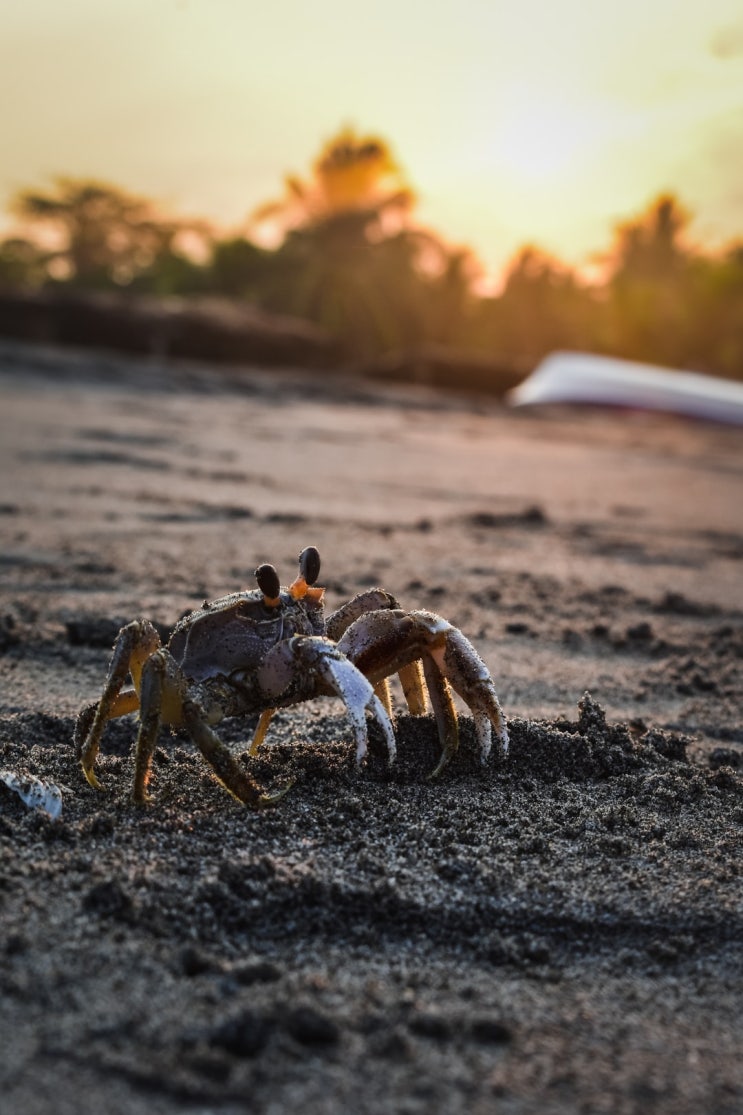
[1,0,742,282]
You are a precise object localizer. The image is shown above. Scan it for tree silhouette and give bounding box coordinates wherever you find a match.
[0,237,50,291]
[207,237,277,299]
[683,242,743,379]
[604,194,696,366]
[470,246,598,368]
[0,158,740,382]
[11,177,208,291]
[610,194,689,279]
[249,128,470,357]
[252,127,413,235]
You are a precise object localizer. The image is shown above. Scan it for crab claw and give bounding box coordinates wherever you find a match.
[257,635,396,767]
[310,644,396,766]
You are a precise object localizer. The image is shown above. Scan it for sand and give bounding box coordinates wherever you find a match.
[0,339,741,1114]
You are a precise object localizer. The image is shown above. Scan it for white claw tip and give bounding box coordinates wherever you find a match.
[368,694,396,767]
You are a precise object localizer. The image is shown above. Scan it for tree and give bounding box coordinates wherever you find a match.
[10,177,209,291]
[610,193,690,280]
[472,246,599,367]
[0,237,50,291]
[249,128,468,357]
[682,242,743,378]
[252,126,413,236]
[604,194,696,366]
[206,236,278,299]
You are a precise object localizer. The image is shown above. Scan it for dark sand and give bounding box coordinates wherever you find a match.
[1,340,741,1114]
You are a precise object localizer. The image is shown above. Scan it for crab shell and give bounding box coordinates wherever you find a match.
[167,588,325,683]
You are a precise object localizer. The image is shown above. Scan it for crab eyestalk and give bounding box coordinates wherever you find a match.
[255,563,281,607]
[300,546,321,585]
[290,545,324,602]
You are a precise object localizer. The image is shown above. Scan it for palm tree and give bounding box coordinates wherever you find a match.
[249,128,457,357]
[252,127,413,237]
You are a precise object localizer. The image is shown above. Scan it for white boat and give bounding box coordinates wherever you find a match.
[508,351,743,425]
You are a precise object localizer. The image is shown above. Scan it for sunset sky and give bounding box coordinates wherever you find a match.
[2,0,742,281]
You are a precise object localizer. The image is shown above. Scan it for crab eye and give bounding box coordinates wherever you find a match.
[255,563,281,605]
[298,546,321,586]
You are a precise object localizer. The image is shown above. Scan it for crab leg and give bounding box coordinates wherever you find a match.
[182,699,290,807]
[257,635,396,767]
[425,619,509,762]
[132,650,168,803]
[126,650,286,806]
[373,678,393,717]
[337,608,508,774]
[327,589,428,720]
[248,708,277,756]
[79,619,161,790]
[398,660,427,715]
[325,588,400,641]
[421,654,459,778]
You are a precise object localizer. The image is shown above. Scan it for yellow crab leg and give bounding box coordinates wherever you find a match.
[79,619,162,790]
[248,707,277,755]
[373,678,393,717]
[398,661,427,715]
[75,688,140,785]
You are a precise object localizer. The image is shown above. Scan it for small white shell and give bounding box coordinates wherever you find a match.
[0,770,63,819]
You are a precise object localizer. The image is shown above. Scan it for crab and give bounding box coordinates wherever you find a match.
[75,546,509,806]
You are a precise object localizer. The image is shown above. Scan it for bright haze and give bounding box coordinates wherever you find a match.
[2,0,741,281]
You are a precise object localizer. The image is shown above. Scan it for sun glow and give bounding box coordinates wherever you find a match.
[490,84,611,183]
[0,2,742,283]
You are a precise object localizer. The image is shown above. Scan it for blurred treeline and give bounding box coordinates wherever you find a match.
[1,129,741,379]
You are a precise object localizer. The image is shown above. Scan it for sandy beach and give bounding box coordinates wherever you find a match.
[1,339,741,1114]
